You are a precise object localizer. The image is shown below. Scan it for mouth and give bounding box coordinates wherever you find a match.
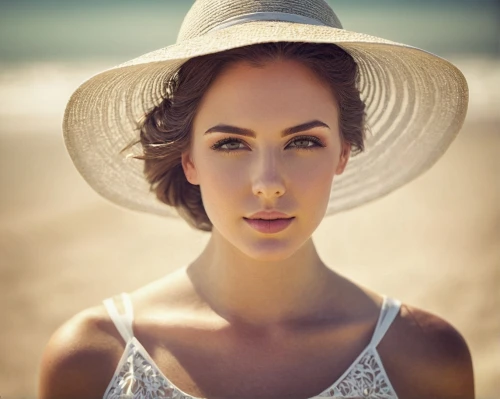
[245,217,293,220]
[243,217,295,233]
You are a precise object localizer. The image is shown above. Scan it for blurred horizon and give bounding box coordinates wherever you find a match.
[0,1,499,132]
[1,0,499,64]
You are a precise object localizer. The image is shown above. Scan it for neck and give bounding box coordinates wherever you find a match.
[187,228,341,329]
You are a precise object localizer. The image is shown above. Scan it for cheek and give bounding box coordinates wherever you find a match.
[288,154,337,218]
[289,154,336,191]
[201,157,247,188]
[195,158,246,217]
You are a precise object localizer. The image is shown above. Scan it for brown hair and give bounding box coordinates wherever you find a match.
[125,42,367,232]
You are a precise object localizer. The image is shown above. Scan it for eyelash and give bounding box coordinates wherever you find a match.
[210,135,325,153]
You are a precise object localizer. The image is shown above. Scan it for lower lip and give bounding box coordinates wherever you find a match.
[244,217,295,234]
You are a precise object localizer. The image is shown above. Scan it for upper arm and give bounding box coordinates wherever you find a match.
[405,305,475,399]
[38,307,122,399]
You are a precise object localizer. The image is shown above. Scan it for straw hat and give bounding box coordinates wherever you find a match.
[63,0,468,218]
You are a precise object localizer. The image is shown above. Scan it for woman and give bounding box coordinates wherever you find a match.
[39,0,474,398]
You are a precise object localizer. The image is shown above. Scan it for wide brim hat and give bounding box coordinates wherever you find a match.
[63,0,468,218]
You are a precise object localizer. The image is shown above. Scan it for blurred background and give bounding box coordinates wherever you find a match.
[0,0,498,397]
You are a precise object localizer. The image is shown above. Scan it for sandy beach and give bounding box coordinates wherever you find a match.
[0,58,499,398]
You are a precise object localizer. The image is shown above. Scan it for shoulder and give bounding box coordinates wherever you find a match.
[38,304,125,399]
[383,302,475,399]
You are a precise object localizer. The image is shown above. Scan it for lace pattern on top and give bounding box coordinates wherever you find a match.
[317,347,398,398]
[102,294,401,399]
[103,338,398,399]
[103,338,193,399]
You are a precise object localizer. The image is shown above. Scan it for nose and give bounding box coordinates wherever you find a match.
[251,151,286,198]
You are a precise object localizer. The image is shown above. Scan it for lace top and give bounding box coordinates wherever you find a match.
[102,293,401,399]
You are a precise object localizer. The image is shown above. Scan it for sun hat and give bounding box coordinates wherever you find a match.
[63,0,468,218]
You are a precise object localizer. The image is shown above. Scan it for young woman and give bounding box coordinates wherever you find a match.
[39,0,474,398]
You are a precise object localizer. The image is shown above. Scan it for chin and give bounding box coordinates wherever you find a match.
[236,237,303,262]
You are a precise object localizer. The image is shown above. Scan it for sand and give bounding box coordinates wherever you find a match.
[0,60,499,398]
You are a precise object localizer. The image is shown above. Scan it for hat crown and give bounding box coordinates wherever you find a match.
[177,0,342,42]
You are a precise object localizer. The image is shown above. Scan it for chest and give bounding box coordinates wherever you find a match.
[133,321,378,398]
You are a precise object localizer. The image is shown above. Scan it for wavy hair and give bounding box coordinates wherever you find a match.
[124,42,367,231]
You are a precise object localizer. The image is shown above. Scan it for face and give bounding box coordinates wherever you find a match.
[181,58,350,261]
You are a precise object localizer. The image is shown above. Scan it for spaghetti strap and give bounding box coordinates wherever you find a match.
[103,292,135,344]
[369,295,402,348]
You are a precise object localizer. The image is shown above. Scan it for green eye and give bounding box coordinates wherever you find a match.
[210,135,325,153]
[288,136,324,150]
[211,138,246,152]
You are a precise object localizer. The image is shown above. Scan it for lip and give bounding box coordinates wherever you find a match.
[246,210,293,220]
[243,217,295,234]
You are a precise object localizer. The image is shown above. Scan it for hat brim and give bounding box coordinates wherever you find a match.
[63,21,468,217]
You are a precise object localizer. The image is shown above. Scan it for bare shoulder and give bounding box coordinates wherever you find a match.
[382,302,475,399]
[38,304,124,399]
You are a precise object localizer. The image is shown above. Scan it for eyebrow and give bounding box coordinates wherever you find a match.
[203,120,330,138]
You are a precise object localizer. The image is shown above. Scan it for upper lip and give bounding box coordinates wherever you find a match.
[245,211,294,220]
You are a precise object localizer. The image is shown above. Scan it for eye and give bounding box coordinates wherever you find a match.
[287,135,325,151]
[210,137,247,152]
[210,135,325,153]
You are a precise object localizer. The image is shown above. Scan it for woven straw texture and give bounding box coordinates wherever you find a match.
[63,0,468,218]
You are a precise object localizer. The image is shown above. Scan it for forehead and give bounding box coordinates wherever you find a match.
[194,59,339,127]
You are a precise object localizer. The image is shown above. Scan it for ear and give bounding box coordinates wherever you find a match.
[335,142,351,175]
[181,150,199,185]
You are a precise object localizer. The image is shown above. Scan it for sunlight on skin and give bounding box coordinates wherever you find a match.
[183,59,350,262]
[180,59,352,327]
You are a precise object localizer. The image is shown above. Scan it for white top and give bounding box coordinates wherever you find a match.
[102,292,401,399]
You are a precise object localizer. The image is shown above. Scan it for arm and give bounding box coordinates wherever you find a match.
[430,321,475,398]
[405,305,475,399]
[38,308,121,399]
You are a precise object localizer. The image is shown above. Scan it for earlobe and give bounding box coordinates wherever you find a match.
[181,151,199,185]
